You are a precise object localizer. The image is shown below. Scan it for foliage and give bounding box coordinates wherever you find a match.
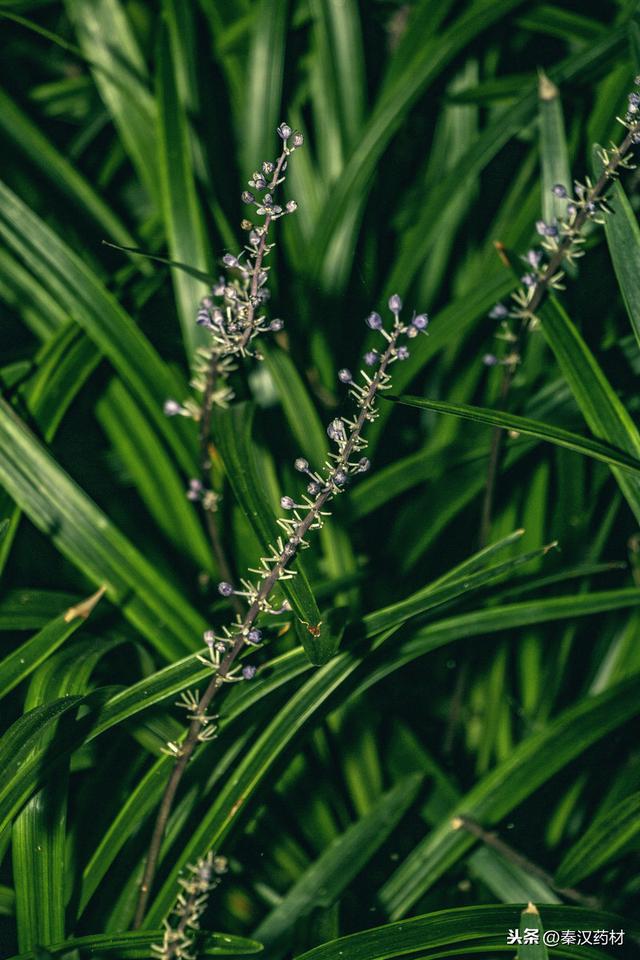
[1,1,640,958]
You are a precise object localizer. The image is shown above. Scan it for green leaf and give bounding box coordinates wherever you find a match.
[5,929,263,960]
[213,403,329,663]
[310,0,526,293]
[243,0,289,173]
[379,675,640,918]
[517,904,548,960]
[0,397,205,659]
[0,589,103,701]
[0,86,137,249]
[540,296,640,523]
[254,775,423,955]
[555,790,640,886]
[0,180,197,476]
[64,0,160,201]
[601,176,640,351]
[156,22,211,358]
[292,905,626,960]
[388,395,640,475]
[539,73,571,224]
[12,636,113,950]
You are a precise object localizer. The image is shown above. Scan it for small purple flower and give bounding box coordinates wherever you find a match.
[566,202,577,217]
[586,201,597,215]
[364,350,379,366]
[544,223,559,238]
[552,183,568,198]
[535,219,547,236]
[262,160,274,175]
[397,345,410,360]
[388,293,403,314]
[277,122,292,140]
[483,353,499,367]
[203,630,215,646]
[629,92,640,107]
[270,319,284,331]
[358,457,371,472]
[412,313,429,330]
[294,458,309,472]
[521,273,536,288]
[281,496,295,509]
[308,481,323,496]
[285,200,297,213]
[366,311,382,330]
[334,470,348,485]
[338,368,353,383]
[489,303,508,320]
[327,418,346,442]
[196,309,212,328]
[291,131,304,147]
[247,628,262,644]
[242,665,257,680]
[524,249,542,268]
[241,191,254,204]
[218,581,234,597]
[163,399,182,417]
[223,254,238,268]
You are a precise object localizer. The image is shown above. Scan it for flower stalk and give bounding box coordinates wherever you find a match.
[479,80,640,545]
[133,297,425,928]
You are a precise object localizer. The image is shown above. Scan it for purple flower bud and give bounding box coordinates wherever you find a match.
[413,313,429,330]
[552,183,568,198]
[270,319,284,331]
[291,131,304,147]
[247,628,262,644]
[489,303,508,320]
[334,470,348,485]
[364,350,379,366]
[544,223,559,237]
[535,219,547,236]
[218,581,234,597]
[262,160,274,175]
[586,201,597,215]
[294,458,309,472]
[242,665,257,680]
[327,419,346,442]
[285,200,297,213]
[277,122,292,140]
[196,309,212,327]
[223,253,238,267]
[629,92,640,107]
[524,250,542,268]
[388,293,403,314]
[358,457,370,472]
[203,630,215,646]
[242,192,254,205]
[281,496,295,509]
[397,345,410,360]
[566,202,577,217]
[521,273,536,288]
[483,353,499,367]
[366,312,382,330]
[338,368,353,383]
[308,481,322,496]
[163,399,182,417]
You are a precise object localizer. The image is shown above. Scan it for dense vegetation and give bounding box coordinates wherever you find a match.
[1,1,640,957]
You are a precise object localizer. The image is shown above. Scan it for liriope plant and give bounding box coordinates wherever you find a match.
[134,121,427,935]
[476,77,640,543]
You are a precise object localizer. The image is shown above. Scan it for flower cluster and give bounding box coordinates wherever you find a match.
[483,78,640,370]
[164,122,303,420]
[151,851,228,960]
[162,123,303,519]
[161,296,426,756]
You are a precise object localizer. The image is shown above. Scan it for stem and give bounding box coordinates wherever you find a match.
[452,815,600,909]
[479,126,636,545]
[133,323,404,928]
